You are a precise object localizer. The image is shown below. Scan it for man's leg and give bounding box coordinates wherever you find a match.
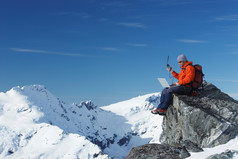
[158,87,169,108]
[159,86,191,110]
[151,87,169,114]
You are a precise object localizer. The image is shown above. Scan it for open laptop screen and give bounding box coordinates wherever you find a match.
[157,78,170,88]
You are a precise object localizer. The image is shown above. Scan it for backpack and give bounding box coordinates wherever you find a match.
[185,64,204,93]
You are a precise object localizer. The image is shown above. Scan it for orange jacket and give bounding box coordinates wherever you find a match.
[172,61,195,87]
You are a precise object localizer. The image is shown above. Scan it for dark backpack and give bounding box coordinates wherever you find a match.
[185,64,204,92]
[192,64,204,90]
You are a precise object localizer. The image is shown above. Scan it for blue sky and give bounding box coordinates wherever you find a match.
[1,0,238,106]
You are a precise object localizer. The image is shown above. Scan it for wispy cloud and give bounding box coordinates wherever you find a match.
[177,39,207,43]
[126,43,148,47]
[117,22,147,29]
[54,12,91,19]
[100,47,119,51]
[215,15,238,21]
[10,48,88,57]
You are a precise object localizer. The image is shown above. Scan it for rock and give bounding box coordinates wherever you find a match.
[80,101,97,110]
[160,81,238,151]
[182,140,203,152]
[126,144,190,159]
[126,82,238,159]
[206,150,238,159]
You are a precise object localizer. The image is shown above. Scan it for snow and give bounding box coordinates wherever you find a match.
[99,92,164,158]
[102,93,163,144]
[0,85,109,159]
[0,85,238,159]
[188,136,238,159]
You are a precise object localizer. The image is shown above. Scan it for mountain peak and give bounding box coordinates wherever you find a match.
[0,85,163,158]
[80,101,97,110]
[12,84,47,92]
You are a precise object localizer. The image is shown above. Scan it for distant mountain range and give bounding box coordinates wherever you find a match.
[0,85,162,159]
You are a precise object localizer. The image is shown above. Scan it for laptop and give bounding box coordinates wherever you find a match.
[157,78,170,88]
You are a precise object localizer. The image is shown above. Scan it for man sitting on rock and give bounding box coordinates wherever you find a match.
[152,54,195,115]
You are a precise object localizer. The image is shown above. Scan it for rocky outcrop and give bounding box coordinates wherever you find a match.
[206,150,238,159]
[126,144,190,159]
[160,81,238,151]
[127,81,238,158]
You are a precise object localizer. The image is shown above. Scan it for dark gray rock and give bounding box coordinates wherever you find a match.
[126,82,238,159]
[206,150,238,159]
[160,81,238,150]
[126,144,190,159]
[182,140,203,152]
[80,101,97,110]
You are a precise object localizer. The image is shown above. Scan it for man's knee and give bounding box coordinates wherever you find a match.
[162,87,169,94]
[167,87,176,94]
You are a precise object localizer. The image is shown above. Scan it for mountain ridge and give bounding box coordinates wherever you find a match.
[0,85,162,159]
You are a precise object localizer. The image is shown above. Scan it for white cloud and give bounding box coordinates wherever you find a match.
[126,43,148,47]
[117,22,147,29]
[100,47,119,51]
[215,15,238,21]
[10,48,87,57]
[177,39,206,43]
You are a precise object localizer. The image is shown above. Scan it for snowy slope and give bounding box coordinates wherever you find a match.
[101,93,163,144]
[101,93,164,158]
[0,85,163,159]
[0,85,109,159]
[188,136,238,159]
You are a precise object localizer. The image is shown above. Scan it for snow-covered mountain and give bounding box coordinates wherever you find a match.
[1,85,238,159]
[0,85,109,159]
[0,85,163,159]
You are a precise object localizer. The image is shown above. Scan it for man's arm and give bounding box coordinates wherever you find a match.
[172,71,179,80]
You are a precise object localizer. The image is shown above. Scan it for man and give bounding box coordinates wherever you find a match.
[152,54,195,115]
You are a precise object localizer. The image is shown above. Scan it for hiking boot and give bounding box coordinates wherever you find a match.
[158,109,167,116]
[151,108,167,116]
[151,108,159,114]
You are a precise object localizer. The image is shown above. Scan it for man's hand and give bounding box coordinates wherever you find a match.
[170,83,179,86]
[167,66,173,73]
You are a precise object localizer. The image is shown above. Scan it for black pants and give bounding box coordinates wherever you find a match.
[157,86,192,110]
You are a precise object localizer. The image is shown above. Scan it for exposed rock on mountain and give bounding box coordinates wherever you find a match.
[127,81,238,158]
[126,144,190,159]
[160,81,238,151]
[206,150,238,159]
